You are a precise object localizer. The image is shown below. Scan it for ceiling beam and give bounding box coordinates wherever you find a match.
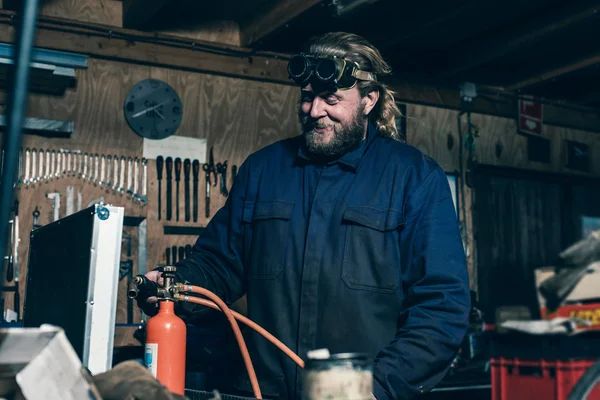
[504,53,600,92]
[504,53,600,91]
[439,0,600,78]
[378,0,479,48]
[122,0,170,30]
[240,0,323,47]
[0,11,598,133]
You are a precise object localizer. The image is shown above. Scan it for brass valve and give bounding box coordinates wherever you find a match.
[128,265,180,301]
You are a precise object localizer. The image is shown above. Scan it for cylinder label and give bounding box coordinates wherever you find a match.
[145,343,158,377]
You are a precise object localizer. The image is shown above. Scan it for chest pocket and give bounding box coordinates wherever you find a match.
[243,200,295,280]
[342,205,405,294]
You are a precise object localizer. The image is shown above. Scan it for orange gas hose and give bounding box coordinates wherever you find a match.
[179,292,305,368]
[173,285,261,399]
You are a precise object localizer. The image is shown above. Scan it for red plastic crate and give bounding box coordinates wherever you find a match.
[491,357,600,400]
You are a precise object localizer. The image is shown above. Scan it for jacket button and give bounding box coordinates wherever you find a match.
[418,385,424,393]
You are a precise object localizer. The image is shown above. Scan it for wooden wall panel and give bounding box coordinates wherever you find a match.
[160,20,241,47]
[2,0,123,26]
[2,57,298,348]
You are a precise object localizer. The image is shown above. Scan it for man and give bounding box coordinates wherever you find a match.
[141,32,470,399]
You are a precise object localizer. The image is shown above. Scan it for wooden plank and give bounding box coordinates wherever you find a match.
[439,0,600,78]
[122,0,170,30]
[240,0,323,47]
[3,0,122,27]
[0,10,292,85]
[505,53,600,91]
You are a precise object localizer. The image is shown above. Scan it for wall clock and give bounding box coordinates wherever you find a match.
[124,79,183,139]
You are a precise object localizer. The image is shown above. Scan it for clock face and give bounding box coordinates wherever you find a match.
[124,79,183,139]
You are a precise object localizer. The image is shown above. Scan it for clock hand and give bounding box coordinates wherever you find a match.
[154,108,165,120]
[131,100,169,118]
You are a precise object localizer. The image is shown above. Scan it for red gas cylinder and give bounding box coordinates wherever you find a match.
[145,299,187,395]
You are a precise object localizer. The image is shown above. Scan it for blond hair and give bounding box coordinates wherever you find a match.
[303,32,403,140]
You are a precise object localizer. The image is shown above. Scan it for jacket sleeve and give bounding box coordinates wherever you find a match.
[372,165,471,400]
[172,159,251,323]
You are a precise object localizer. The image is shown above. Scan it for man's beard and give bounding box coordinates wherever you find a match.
[299,105,366,161]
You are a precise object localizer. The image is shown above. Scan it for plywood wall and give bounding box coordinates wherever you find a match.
[0,0,241,46]
[3,52,600,344]
[1,57,299,345]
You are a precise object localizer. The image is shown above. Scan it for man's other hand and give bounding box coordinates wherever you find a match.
[136,270,163,316]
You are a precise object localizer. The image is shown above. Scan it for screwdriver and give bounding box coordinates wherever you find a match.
[166,157,173,221]
[175,158,182,221]
[156,156,164,220]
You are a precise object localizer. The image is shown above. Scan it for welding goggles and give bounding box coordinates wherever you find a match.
[287,53,376,90]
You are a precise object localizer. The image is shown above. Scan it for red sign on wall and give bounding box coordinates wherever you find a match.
[518,95,543,136]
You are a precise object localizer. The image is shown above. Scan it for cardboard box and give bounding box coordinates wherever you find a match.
[0,325,98,400]
[535,262,600,330]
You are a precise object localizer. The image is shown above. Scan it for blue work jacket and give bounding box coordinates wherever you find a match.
[175,121,470,399]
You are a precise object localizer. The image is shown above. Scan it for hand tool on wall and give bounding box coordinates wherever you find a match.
[63,150,68,176]
[192,160,199,222]
[67,150,72,176]
[12,201,19,278]
[175,158,182,221]
[178,246,185,262]
[17,148,23,186]
[88,153,94,182]
[32,206,41,230]
[77,152,83,179]
[100,154,106,186]
[156,156,164,220]
[202,149,217,219]
[77,191,82,212]
[55,150,61,179]
[66,185,75,216]
[172,245,178,264]
[46,192,61,222]
[94,153,100,184]
[141,158,148,205]
[127,156,133,195]
[24,148,30,186]
[106,155,112,187]
[45,149,50,182]
[217,161,229,197]
[38,149,44,182]
[81,152,87,180]
[113,155,119,191]
[185,244,192,259]
[119,156,126,192]
[231,164,238,186]
[166,247,171,265]
[184,159,191,222]
[5,201,18,282]
[133,157,140,201]
[31,148,37,184]
[166,157,173,221]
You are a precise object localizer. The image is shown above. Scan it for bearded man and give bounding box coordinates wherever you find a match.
[140,32,470,400]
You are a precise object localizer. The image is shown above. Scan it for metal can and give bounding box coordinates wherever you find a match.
[302,352,373,400]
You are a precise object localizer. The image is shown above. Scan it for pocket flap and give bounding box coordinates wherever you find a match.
[243,200,294,222]
[343,205,405,231]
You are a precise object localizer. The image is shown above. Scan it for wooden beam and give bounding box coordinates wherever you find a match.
[0,11,598,132]
[240,0,323,47]
[439,0,600,78]
[389,80,600,133]
[0,10,292,85]
[122,0,171,29]
[504,53,600,91]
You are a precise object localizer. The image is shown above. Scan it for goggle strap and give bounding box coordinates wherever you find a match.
[352,69,376,82]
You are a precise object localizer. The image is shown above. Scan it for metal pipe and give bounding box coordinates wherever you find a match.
[0,0,40,298]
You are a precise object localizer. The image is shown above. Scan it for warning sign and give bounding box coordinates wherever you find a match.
[518,95,543,136]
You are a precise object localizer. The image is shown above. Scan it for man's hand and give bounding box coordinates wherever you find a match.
[136,270,163,316]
